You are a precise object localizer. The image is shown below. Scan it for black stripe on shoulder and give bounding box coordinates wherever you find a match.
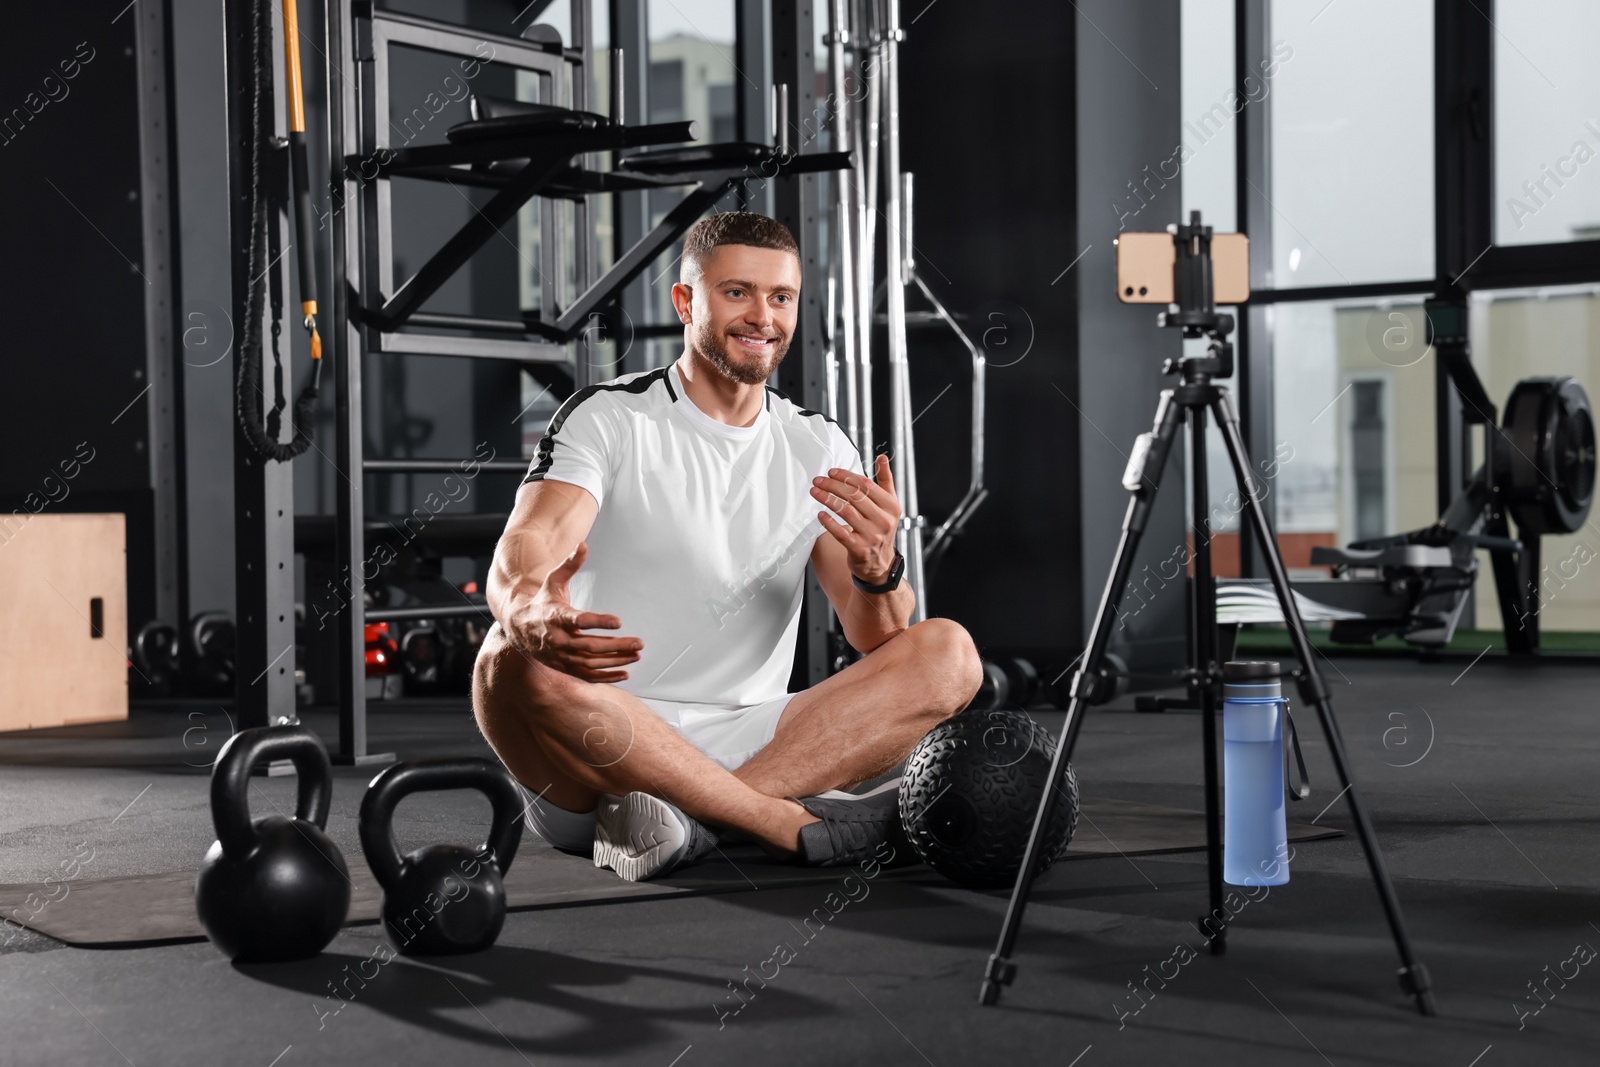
[764,386,869,472]
[522,368,670,485]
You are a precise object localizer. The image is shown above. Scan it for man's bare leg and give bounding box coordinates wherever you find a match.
[473,624,815,852]
[733,617,983,800]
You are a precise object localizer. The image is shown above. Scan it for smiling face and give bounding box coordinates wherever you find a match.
[673,243,801,386]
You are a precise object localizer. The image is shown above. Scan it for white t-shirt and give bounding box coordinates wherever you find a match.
[522,362,867,707]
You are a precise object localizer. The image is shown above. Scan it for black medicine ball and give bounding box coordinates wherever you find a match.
[898,708,1079,889]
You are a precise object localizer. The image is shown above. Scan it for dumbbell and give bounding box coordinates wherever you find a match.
[1000,657,1040,708]
[970,659,1011,711]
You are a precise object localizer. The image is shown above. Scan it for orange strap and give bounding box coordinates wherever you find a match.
[282,0,306,134]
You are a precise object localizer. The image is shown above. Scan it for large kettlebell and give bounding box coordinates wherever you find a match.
[359,758,524,956]
[195,726,351,962]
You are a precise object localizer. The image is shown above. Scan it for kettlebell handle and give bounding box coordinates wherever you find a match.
[359,759,524,890]
[212,725,335,859]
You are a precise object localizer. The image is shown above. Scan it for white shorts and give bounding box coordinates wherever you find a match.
[519,691,796,853]
[640,692,795,772]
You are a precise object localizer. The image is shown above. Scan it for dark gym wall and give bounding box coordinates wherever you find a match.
[0,1,180,636]
[172,0,236,623]
[1071,0,1189,678]
[898,0,1083,680]
[900,0,1186,687]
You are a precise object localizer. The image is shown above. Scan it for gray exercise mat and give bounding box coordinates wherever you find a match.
[0,800,1340,947]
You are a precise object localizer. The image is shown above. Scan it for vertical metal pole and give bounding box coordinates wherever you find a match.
[828,0,860,454]
[611,0,650,374]
[134,0,184,631]
[331,0,370,760]
[1189,401,1227,951]
[773,83,790,156]
[572,0,597,386]
[856,5,881,459]
[1237,0,1273,579]
[227,0,298,731]
[735,0,774,217]
[880,0,925,621]
[772,0,831,687]
[609,47,624,125]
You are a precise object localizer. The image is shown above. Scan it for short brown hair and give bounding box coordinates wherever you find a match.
[680,211,799,285]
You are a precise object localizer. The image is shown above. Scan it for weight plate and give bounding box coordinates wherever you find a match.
[969,659,1010,712]
[1503,376,1595,534]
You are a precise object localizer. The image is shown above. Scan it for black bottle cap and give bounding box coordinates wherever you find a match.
[1223,660,1280,680]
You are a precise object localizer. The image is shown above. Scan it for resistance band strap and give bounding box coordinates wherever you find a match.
[1284,702,1311,801]
[281,0,321,361]
[236,0,320,463]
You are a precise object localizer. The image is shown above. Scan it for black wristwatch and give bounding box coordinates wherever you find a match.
[851,550,906,594]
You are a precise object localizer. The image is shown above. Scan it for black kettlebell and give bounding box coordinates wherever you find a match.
[359,758,524,956]
[195,725,351,962]
[131,619,180,697]
[188,611,236,695]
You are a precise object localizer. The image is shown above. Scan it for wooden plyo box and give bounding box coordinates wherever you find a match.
[0,513,127,731]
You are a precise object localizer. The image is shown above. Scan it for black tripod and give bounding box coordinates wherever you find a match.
[978,213,1436,1016]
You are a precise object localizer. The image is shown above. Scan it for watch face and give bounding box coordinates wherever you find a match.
[856,551,905,592]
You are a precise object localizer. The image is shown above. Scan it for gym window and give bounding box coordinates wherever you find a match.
[1196,0,1600,640]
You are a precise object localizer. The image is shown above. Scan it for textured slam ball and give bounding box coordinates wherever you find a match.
[359,758,525,956]
[195,726,351,962]
[899,708,1079,889]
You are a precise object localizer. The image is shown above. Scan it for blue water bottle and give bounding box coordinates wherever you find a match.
[1222,660,1289,887]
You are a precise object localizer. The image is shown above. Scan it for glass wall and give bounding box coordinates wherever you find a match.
[1492,0,1600,246]
[1265,0,1434,288]
[1180,0,1237,232]
[1270,301,1436,574]
[1180,0,1241,570]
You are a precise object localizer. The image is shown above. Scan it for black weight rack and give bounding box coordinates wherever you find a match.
[314,0,851,762]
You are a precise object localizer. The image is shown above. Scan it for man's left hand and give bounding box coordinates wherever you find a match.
[812,454,902,585]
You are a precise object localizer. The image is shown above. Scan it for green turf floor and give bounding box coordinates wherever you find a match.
[1234,625,1600,657]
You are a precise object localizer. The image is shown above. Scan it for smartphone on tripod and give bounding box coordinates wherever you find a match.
[1115,230,1251,305]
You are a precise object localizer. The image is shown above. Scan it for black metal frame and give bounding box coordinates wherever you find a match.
[315,0,844,760]
[1232,0,1600,646]
[226,0,299,730]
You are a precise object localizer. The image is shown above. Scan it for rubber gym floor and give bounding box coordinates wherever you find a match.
[2,655,1596,1066]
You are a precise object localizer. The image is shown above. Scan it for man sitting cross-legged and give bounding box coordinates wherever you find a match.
[473,211,983,882]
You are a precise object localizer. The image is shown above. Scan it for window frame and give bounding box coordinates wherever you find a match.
[1233,0,1600,575]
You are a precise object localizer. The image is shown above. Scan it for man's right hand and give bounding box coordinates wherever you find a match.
[505,541,642,683]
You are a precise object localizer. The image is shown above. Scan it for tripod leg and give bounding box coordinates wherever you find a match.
[980,391,1186,1006]
[1211,391,1437,1016]
[1187,404,1228,954]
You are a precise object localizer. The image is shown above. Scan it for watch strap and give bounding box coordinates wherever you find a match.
[851,549,905,594]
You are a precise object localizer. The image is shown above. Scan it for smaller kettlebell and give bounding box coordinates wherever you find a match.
[195,726,351,962]
[359,758,524,956]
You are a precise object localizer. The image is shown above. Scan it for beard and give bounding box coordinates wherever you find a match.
[692,318,790,386]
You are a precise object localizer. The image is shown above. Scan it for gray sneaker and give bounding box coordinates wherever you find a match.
[593,792,720,882]
[792,778,908,867]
